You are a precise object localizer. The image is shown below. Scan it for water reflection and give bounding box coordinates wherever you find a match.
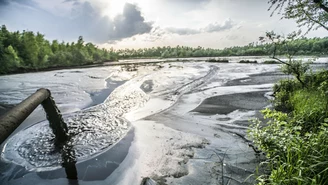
[30,128,135,184]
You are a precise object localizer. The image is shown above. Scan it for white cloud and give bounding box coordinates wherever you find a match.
[1,0,327,49]
[165,19,236,35]
[0,1,153,43]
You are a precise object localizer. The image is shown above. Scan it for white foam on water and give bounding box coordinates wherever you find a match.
[1,70,149,172]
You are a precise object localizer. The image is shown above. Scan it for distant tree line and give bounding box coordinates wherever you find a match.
[117,37,328,59]
[2,24,328,74]
[0,25,117,74]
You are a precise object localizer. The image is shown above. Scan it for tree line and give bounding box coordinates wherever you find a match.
[0,25,117,74]
[2,24,328,74]
[116,37,328,59]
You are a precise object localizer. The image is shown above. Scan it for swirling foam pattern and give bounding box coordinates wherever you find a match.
[1,79,149,172]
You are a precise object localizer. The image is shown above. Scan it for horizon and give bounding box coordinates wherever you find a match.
[2,24,327,52]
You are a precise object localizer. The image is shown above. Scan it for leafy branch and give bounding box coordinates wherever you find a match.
[262,31,308,87]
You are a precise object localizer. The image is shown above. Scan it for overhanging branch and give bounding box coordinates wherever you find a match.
[314,0,328,13]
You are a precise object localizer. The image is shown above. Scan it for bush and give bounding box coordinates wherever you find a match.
[272,79,301,112]
[249,109,328,185]
[239,60,258,63]
[272,70,328,113]
[249,69,328,185]
[263,60,280,64]
[206,58,229,63]
[290,90,328,132]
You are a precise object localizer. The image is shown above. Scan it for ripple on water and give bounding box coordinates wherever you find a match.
[1,84,149,172]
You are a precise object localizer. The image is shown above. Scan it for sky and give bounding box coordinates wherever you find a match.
[0,0,327,49]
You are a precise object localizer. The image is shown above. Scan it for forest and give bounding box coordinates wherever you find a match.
[1,23,328,74]
[0,25,117,74]
[116,37,328,58]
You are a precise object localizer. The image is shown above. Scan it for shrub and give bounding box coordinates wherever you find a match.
[206,58,229,63]
[250,68,328,184]
[249,109,328,185]
[239,60,258,63]
[272,79,301,112]
[290,90,328,132]
[263,60,280,64]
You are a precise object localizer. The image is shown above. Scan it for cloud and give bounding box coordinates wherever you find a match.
[166,18,235,35]
[67,1,113,42]
[63,0,78,2]
[203,19,234,32]
[0,0,9,6]
[162,0,210,11]
[0,1,152,43]
[139,26,167,42]
[165,0,210,3]
[0,0,38,7]
[165,27,201,35]
[67,2,152,42]
[108,3,152,40]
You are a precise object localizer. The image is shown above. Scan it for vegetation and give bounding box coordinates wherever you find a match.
[116,37,328,59]
[0,25,117,74]
[206,58,229,63]
[239,60,257,64]
[248,0,328,184]
[263,60,280,64]
[269,0,328,32]
[249,70,328,184]
[2,23,328,74]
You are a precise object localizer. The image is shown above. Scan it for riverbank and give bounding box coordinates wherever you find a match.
[2,56,327,76]
[1,61,324,185]
[106,62,284,185]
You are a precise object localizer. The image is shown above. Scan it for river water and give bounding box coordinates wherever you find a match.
[0,57,327,185]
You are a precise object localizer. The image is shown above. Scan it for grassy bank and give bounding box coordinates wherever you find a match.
[249,70,328,184]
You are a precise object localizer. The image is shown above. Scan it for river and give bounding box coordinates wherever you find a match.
[0,57,327,185]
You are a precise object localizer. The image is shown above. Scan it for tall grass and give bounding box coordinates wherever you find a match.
[249,70,328,184]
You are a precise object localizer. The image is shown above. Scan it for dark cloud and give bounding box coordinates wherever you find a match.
[166,19,235,35]
[0,0,37,7]
[70,2,152,42]
[62,0,81,6]
[0,1,152,43]
[109,3,152,40]
[67,1,113,42]
[0,0,9,6]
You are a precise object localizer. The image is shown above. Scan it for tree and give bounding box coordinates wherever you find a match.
[0,25,116,74]
[0,45,20,73]
[51,40,59,53]
[266,0,328,87]
[262,31,311,87]
[269,0,328,32]
[21,31,39,67]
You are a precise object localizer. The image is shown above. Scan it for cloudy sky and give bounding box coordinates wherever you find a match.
[0,0,326,49]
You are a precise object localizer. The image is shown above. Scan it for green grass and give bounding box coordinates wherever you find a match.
[249,70,328,185]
